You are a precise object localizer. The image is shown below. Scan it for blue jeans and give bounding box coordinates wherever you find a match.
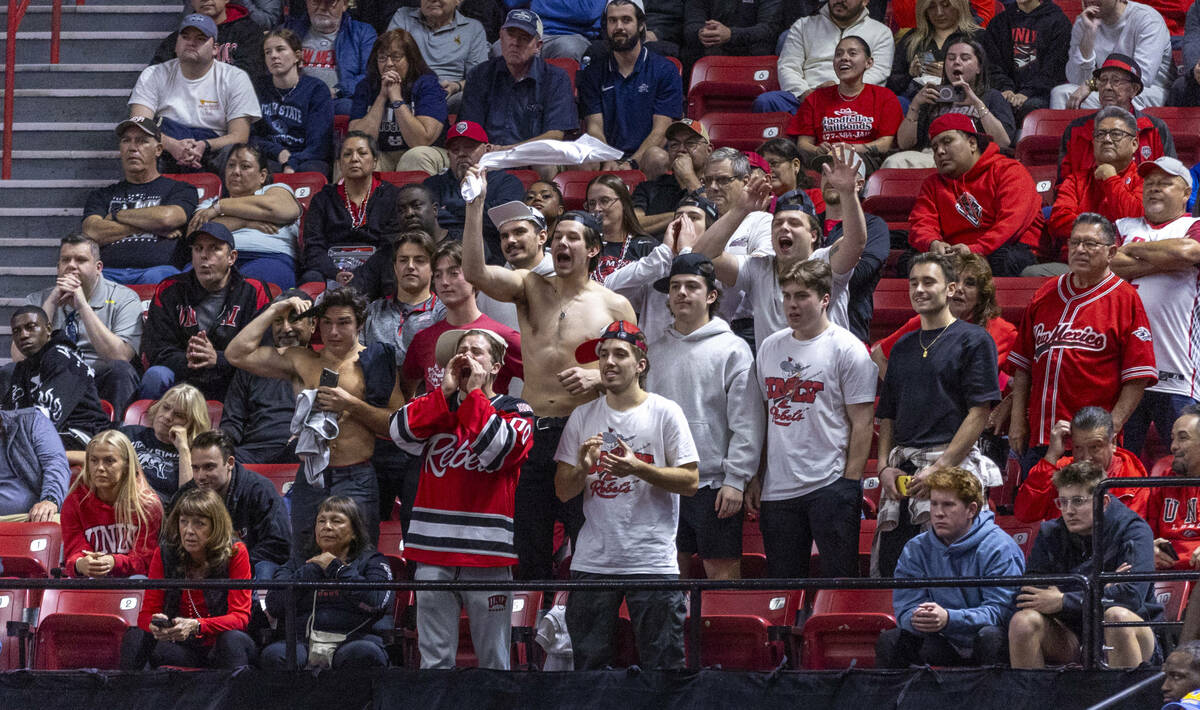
[289,460,380,563]
[752,90,800,114]
[104,265,182,285]
[236,251,297,290]
[1122,390,1198,463]
[137,365,176,400]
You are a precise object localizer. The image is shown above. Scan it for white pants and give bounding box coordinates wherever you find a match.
[1049,83,1167,110]
[414,563,513,670]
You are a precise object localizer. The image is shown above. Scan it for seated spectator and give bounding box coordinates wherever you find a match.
[892,0,996,29]
[633,119,710,237]
[789,36,902,172]
[1008,461,1159,669]
[755,0,893,114]
[1149,407,1200,571]
[363,230,445,369]
[1058,54,1176,182]
[907,114,1042,277]
[0,408,70,522]
[152,0,266,81]
[459,10,578,151]
[682,0,781,67]
[422,121,524,260]
[528,0,606,61]
[188,144,303,289]
[4,306,109,450]
[756,138,821,213]
[386,0,489,113]
[169,430,291,579]
[252,29,334,176]
[586,173,657,282]
[237,0,281,29]
[261,496,392,669]
[62,429,163,578]
[644,0,684,56]
[1041,105,1144,275]
[282,0,377,115]
[885,37,1015,169]
[300,132,403,285]
[120,487,257,670]
[982,0,1071,123]
[348,29,448,175]
[1051,0,1171,109]
[1170,0,1200,106]
[118,383,211,502]
[82,118,197,285]
[220,289,313,464]
[20,234,142,415]
[128,14,261,174]
[886,0,980,103]
[1164,642,1200,705]
[876,467,1024,668]
[524,180,564,237]
[351,184,449,301]
[1015,406,1149,523]
[578,0,683,169]
[140,223,271,400]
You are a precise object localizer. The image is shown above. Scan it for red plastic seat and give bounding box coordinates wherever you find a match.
[553,169,646,210]
[1143,107,1200,164]
[100,399,115,422]
[686,55,780,119]
[270,171,327,210]
[741,518,766,579]
[994,277,1049,327]
[32,588,143,669]
[1014,109,1093,168]
[122,399,222,427]
[243,463,299,497]
[861,168,936,233]
[0,522,61,579]
[508,169,542,191]
[698,111,791,152]
[869,278,914,343]
[379,171,430,189]
[163,172,223,202]
[1029,164,1058,208]
[298,281,326,299]
[377,520,405,563]
[0,589,25,669]
[1155,580,1191,622]
[545,57,579,97]
[995,515,1040,558]
[799,588,896,669]
[696,590,803,670]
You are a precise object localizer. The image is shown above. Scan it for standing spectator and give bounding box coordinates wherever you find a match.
[983,0,1071,123]
[586,174,657,282]
[252,29,334,176]
[746,259,877,578]
[578,0,683,170]
[282,0,377,115]
[1170,0,1200,106]
[348,29,449,175]
[82,118,197,285]
[0,408,69,522]
[1112,157,1200,458]
[1151,408,1200,569]
[1051,0,1172,109]
[754,0,893,114]
[886,0,980,102]
[128,14,261,174]
[152,0,266,82]
[475,201,555,332]
[632,119,711,237]
[386,0,489,113]
[682,0,781,66]
[458,10,578,151]
[362,231,444,371]
[118,383,210,503]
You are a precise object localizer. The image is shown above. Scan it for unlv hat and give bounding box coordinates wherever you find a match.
[929,112,982,139]
[115,115,161,141]
[1093,53,1143,93]
[666,118,710,143]
[188,222,236,250]
[488,200,546,231]
[574,320,647,364]
[1137,155,1194,191]
[180,13,218,39]
[434,328,509,367]
[653,252,717,293]
[501,8,543,39]
[447,120,488,144]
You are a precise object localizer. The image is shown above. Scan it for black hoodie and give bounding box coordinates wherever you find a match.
[984,0,1071,100]
[170,462,292,567]
[151,4,267,82]
[4,331,109,440]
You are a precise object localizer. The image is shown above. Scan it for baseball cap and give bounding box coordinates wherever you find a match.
[558,210,602,235]
[929,112,982,140]
[1163,690,1200,710]
[574,320,648,364]
[605,0,644,13]
[446,119,488,145]
[653,252,718,293]
[501,8,543,39]
[666,118,710,143]
[1093,53,1143,93]
[188,222,236,250]
[1137,155,1194,191]
[745,151,772,175]
[675,194,719,224]
[435,328,509,368]
[180,13,218,39]
[489,200,546,231]
[115,115,161,141]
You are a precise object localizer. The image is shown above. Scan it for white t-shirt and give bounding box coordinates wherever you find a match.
[554,393,699,575]
[129,59,261,134]
[735,245,853,351]
[756,323,877,501]
[199,183,300,258]
[721,211,773,322]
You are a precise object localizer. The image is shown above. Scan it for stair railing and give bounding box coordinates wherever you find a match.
[3,0,32,179]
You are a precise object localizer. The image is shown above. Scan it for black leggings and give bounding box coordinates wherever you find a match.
[120,627,258,670]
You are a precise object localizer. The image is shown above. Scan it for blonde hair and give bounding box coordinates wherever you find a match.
[164,487,235,575]
[908,0,980,63]
[70,429,162,533]
[146,383,211,443]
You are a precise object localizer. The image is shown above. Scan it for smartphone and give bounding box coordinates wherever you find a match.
[1158,540,1180,561]
[896,475,913,497]
[150,616,172,629]
[319,368,339,388]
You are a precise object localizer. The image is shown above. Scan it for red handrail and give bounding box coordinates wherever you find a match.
[50,0,61,63]
[3,0,32,179]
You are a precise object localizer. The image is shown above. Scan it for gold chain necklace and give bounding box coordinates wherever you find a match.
[917,319,957,358]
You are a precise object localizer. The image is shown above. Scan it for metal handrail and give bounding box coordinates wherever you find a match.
[3,0,32,179]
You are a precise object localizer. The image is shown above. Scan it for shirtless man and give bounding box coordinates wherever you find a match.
[462,166,637,581]
[225,286,405,556]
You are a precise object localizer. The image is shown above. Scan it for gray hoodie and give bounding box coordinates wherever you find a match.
[645,317,763,491]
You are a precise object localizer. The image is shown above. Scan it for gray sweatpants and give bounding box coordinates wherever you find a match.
[414,563,513,670]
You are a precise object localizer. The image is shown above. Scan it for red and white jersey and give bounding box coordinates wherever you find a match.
[1116,215,1200,398]
[1009,271,1157,446]
[1146,483,1200,570]
[389,388,533,567]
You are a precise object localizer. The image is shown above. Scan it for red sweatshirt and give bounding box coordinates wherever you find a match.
[137,541,252,644]
[61,486,162,578]
[1060,114,1172,182]
[908,142,1043,256]
[1014,447,1149,523]
[1146,482,1200,570]
[1046,161,1144,261]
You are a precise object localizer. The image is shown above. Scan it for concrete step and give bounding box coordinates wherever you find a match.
[0,238,62,266]
[0,31,167,64]
[8,150,121,180]
[0,179,111,210]
[0,210,82,240]
[0,88,129,122]
[0,5,184,33]
[0,64,145,91]
[6,122,123,152]
[0,266,57,297]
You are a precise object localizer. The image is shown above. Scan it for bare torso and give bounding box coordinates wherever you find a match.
[288,346,378,468]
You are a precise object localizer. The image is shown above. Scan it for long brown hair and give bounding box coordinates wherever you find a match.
[70,429,162,534]
[164,487,236,576]
[955,252,1000,326]
[586,173,647,242]
[366,29,433,91]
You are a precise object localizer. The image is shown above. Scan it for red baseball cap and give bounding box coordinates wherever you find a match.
[929,113,982,140]
[447,119,488,144]
[745,151,771,175]
[574,321,648,364]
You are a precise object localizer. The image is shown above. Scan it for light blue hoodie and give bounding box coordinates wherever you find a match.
[893,509,1026,650]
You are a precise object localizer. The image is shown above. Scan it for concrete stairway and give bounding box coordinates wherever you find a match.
[0,0,183,356]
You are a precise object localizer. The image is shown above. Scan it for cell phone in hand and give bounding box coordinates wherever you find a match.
[1158,540,1180,561]
[151,616,173,629]
[896,475,912,497]
[319,368,339,388]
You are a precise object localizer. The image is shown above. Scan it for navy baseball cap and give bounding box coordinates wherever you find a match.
[654,252,717,293]
[188,222,236,250]
[501,8,543,39]
[574,321,648,364]
[180,13,218,39]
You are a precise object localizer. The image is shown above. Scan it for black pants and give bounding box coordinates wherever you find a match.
[373,439,420,535]
[875,503,923,578]
[93,359,140,418]
[120,627,257,669]
[759,477,862,578]
[566,572,687,670]
[875,626,1008,667]
[513,419,584,581]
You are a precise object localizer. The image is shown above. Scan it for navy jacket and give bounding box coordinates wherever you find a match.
[282,12,377,113]
[170,463,292,567]
[266,549,393,635]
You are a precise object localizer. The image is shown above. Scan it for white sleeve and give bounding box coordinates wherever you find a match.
[554,410,583,467]
[776,18,810,96]
[603,242,674,293]
[662,401,699,468]
[128,65,162,111]
[863,23,894,86]
[841,334,880,405]
[1065,18,1092,84]
[224,66,262,122]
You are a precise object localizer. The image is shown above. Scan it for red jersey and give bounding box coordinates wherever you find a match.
[1008,272,1157,446]
[401,314,523,396]
[138,541,252,643]
[1014,447,1149,523]
[1146,481,1200,569]
[788,84,903,145]
[61,485,162,577]
[390,388,533,567]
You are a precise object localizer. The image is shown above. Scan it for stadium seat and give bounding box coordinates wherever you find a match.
[798,588,896,669]
[861,168,936,233]
[1014,109,1092,168]
[244,463,298,497]
[508,169,541,191]
[698,111,791,152]
[695,590,803,670]
[742,518,767,579]
[994,277,1048,326]
[100,399,115,422]
[377,520,405,563]
[128,283,158,321]
[686,55,780,118]
[452,590,544,668]
[271,171,327,210]
[0,522,62,579]
[1143,107,1200,164]
[869,279,913,342]
[553,169,647,210]
[122,399,222,427]
[0,589,26,669]
[545,57,578,96]
[995,515,1039,558]
[164,172,223,202]
[32,588,143,670]
[1156,580,1191,622]
[298,281,326,299]
[1029,164,1058,208]
[379,171,431,189]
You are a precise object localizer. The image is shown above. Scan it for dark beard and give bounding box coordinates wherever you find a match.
[609,33,638,52]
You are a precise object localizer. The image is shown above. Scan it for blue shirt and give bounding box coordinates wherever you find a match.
[350,72,448,152]
[423,169,524,265]
[577,46,683,156]
[532,0,605,36]
[459,56,578,147]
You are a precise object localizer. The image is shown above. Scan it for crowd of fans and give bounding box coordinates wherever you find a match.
[4,0,1200,689]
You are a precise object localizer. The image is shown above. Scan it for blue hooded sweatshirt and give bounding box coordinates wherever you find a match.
[893,509,1026,650]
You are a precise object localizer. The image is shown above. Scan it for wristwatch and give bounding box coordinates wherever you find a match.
[389,100,405,110]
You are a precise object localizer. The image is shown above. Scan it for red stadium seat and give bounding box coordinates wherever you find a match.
[508,169,541,191]
[1014,109,1092,168]
[696,590,803,670]
[799,588,896,669]
[1058,0,1083,22]
[33,589,143,669]
[741,518,767,579]
[163,172,223,202]
[553,169,647,210]
[1143,107,1200,164]
[243,463,299,497]
[995,515,1039,558]
[122,399,221,427]
[271,171,327,210]
[379,171,430,189]
[666,55,683,76]
[1156,580,1191,622]
[377,520,405,563]
[1028,164,1058,208]
[861,168,936,233]
[994,277,1049,326]
[686,55,780,118]
[869,278,914,342]
[698,111,791,152]
[0,589,26,669]
[100,399,115,422]
[298,281,326,299]
[0,522,62,579]
[545,57,579,96]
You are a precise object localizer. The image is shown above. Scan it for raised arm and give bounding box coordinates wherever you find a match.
[822,144,868,276]
[224,298,303,380]
[461,166,526,303]
[694,172,774,285]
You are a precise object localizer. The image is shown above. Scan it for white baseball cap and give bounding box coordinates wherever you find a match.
[1137,156,1194,192]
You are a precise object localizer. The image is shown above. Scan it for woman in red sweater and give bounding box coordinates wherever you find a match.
[120,488,256,669]
[62,429,162,578]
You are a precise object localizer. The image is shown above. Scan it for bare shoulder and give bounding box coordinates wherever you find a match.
[596,283,635,319]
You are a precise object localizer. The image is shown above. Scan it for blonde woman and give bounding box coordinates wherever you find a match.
[887,0,981,101]
[119,383,211,501]
[62,429,163,578]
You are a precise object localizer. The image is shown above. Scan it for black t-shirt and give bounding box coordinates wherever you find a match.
[876,320,1000,447]
[632,174,686,229]
[119,424,180,501]
[83,176,198,269]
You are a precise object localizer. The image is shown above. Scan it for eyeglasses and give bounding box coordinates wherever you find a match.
[1053,495,1093,511]
[1094,129,1135,142]
[1095,75,1132,88]
[1067,239,1110,251]
[701,175,740,188]
[666,139,705,151]
[583,196,618,211]
[378,53,406,65]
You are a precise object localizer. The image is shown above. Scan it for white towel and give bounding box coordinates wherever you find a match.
[290,389,340,486]
[460,135,624,201]
[535,604,574,671]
